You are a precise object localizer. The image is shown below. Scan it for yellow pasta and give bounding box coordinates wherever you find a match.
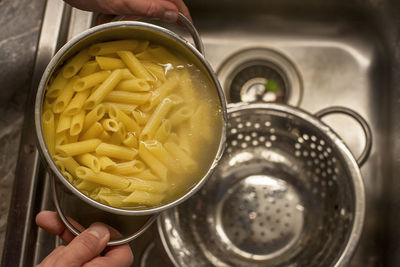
[56,139,101,156]
[42,110,56,156]
[115,78,151,92]
[96,56,126,70]
[73,70,111,92]
[138,141,167,180]
[82,104,106,132]
[64,90,90,116]
[112,160,145,175]
[62,48,90,78]
[52,77,79,114]
[89,40,141,56]
[141,98,174,140]
[108,104,140,133]
[47,71,69,98]
[104,91,151,106]
[80,122,103,140]
[75,166,130,189]
[54,155,80,175]
[117,51,155,81]
[56,113,72,134]
[96,142,138,161]
[98,155,117,171]
[84,69,123,109]
[79,61,99,77]
[123,190,165,205]
[42,39,222,210]
[70,110,85,136]
[75,153,101,173]
[154,119,171,143]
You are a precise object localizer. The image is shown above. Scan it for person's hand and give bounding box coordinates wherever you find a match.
[64,0,191,22]
[36,211,133,267]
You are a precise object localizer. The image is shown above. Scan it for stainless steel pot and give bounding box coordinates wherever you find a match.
[34,14,227,245]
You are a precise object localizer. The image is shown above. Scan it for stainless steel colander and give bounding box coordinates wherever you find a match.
[158,103,371,267]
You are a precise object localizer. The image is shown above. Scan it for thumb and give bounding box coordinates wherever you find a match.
[58,223,110,266]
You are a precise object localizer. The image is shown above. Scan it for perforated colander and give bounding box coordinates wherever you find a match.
[158,103,371,267]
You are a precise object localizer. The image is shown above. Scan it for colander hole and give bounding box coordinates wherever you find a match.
[317,145,323,151]
[298,137,304,144]
[323,151,329,157]
[319,154,324,160]
[327,160,332,166]
[270,128,276,134]
[276,209,281,214]
[280,232,285,237]
[271,227,275,232]
[227,147,233,153]
[261,231,265,236]
[302,134,309,140]
[276,219,280,223]
[312,188,318,194]
[311,135,317,141]
[295,143,301,149]
[321,172,327,178]
[254,123,261,129]
[265,141,272,147]
[314,159,320,165]
[320,162,326,168]
[235,117,242,123]
[285,203,289,208]
[265,206,270,211]
[313,176,319,182]
[286,213,291,218]
[328,180,334,186]
[306,160,312,166]
[241,143,248,148]
[320,139,326,145]
[315,168,321,174]
[327,147,332,153]
[302,151,309,157]
[245,135,251,141]
[231,140,238,146]
[332,175,337,181]
[321,192,326,198]
[265,121,271,127]
[245,122,252,127]
[334,168,339,174]
[270,135,277,141]
[310,151,316,158]
[231,128,238,134]
[259,136,266,142]
[251,132,257,137]
[252,140,259,146]
[266,216,271,221]
[238,123,244,129]
[310,143,316,149]
[295,151,301,157]
[237,134,243,139]
[332,157,337,163]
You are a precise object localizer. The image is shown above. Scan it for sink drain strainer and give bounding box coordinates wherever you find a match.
[217,48,303,106]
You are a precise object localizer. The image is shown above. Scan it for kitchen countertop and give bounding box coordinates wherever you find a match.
[0,0,45,260]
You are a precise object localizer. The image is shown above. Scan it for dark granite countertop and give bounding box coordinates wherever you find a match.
[0,0,46,259]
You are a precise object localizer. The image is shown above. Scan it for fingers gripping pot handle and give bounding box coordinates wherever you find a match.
[315,106,372,167]
[51,175,158,246]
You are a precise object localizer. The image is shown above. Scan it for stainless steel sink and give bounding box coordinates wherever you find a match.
[3,0,400,266]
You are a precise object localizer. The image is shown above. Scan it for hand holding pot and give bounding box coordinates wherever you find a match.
[36,211,133,267]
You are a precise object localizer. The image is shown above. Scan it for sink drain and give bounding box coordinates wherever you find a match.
[217,48,303,106]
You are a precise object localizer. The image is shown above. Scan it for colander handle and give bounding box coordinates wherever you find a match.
[112,13,204,54]
[315,106,372,167]
[50,175,158,246]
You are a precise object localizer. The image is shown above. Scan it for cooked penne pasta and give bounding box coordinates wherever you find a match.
[76,166,130,189]
[63,48,90,78]
[169,106,193,127]
[98,155,116,171]
[82,104,106,132]
[96,56,126,70]
[115,78,151,92]
[52,77,79,114]
[123,132,138,148]
[112,160,145,175]
[54,155,80,175]
[103,102,137,114]
[75,179,98,191]
[120,68,135,80]
[125,178,167,193]
[101,118,119,132]
[138,141,167,180]
[47,71,69,98]
[96,142,138,161]
[64,90,91,116]
[117,51,154,81]
[109,122,125,145]
[144,140,178,170]
[99,130,111,141]
[164,141,197,171]
[84,69,123,109]
[123,190,165,205]
[131,110,149,125]
[79,61,99,77]
[80,122,103,140]
[56,113,72,134]
[154,119,171,143]
[55,132,69,146]
[62,170,74,183]
[56,139,101,156]
[141,98,174,140]
[73,70,111,92]
[108,104,140,133]
[142,61,166,82]
[134,169,160,181]
[148,46,182,65]
[104,90,151,105]
[89,40,140,56]
[42,110,56,155]
[75,153,101,173]
[70,110,85,136]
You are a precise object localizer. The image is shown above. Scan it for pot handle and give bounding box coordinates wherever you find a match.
[315,106,372,167]
[51,175,158,246]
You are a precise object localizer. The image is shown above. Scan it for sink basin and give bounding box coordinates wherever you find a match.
[3,0,400,266]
